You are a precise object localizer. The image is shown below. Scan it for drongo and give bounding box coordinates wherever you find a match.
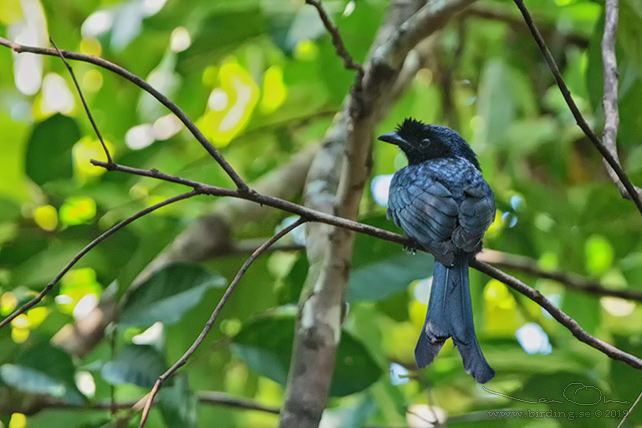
[379,118,496,383]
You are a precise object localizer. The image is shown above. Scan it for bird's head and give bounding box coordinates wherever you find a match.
[378,118,480,170]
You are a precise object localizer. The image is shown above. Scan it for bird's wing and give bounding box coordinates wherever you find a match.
[452,179,496,253]
[387,170,459,264]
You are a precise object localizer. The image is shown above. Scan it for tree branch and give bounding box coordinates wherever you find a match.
[478,249,642,302]
[3,390,279,416]
[0,191,200,330]
[0,37,247,190]
[511,0,642,213]
[50,38,112,164]
[304,0,364,89]
[138,218,307,427]
[53,160,642,373]
[470,259,642,369]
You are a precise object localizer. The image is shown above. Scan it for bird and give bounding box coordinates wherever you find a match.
[379,118,496,383]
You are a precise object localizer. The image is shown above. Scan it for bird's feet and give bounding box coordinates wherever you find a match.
[403,239,420,255]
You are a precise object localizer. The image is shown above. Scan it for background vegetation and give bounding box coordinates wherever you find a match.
[0,0,641,427]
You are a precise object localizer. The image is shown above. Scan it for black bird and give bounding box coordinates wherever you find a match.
[379,118,496,383]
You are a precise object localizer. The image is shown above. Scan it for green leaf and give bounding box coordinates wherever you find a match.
[120,263,226,327]
[101,344,167,387]
[231,315,382,396]
[24,114,80,187]
[347,216,433,302]
[0,365,68,396]
[0,341,83,404]
[158,375,197,428]
[347,252,433,302]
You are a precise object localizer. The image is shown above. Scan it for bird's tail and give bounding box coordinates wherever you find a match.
[415,259,495,383]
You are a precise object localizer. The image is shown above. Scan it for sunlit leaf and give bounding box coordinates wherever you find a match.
[33,205,58,232]
[197,57,260,146]
[483,280,519,337]
[585,235,614,276]
[59,197,97,226]
[260,65,287,114]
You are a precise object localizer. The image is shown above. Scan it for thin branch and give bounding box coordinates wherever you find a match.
[50,38,112,164]
[618,389,642,428]
[86,162,642,372]
[478,249,642,302]
[0,37,247,191]
[90,159,408,247]
[198,391,280,415]
[13,391,279,416]
[470,259,642,369]
[305,0,364,89]
[0,191,199,330]
[138,218,307,427]
[511,0,642,214]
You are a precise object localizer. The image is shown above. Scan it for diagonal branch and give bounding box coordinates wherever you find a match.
[470,259,642,369]
[511,0,642,214]
[305,0,364,88]
[50,38,112,164]
[0,37,247,190]
[0,191,200,330]
[138,218,307,428]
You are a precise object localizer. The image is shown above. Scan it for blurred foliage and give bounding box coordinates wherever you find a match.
[0,0,642,427]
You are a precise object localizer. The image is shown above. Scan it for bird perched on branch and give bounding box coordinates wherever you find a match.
[379,118,495,383]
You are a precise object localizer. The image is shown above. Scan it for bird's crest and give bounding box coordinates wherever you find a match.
[396,117,427,143]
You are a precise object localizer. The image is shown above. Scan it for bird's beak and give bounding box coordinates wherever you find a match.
[377,132,405,146]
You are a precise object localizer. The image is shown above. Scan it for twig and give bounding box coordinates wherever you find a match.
[0,37,247,191]
[0,191,200,330]
[478,249,642,302]
[470,259,642,369]
[511,0,642,214]
[618,389,642,428]
[138,218,307,427]
[15,391,279,416]
[198,391,280,415]
[50,38,112,164]
[305,0,364,89]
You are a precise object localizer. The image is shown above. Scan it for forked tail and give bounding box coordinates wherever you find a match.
[415,259,495,383]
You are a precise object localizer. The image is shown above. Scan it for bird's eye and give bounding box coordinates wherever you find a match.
[422,138,431,145]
